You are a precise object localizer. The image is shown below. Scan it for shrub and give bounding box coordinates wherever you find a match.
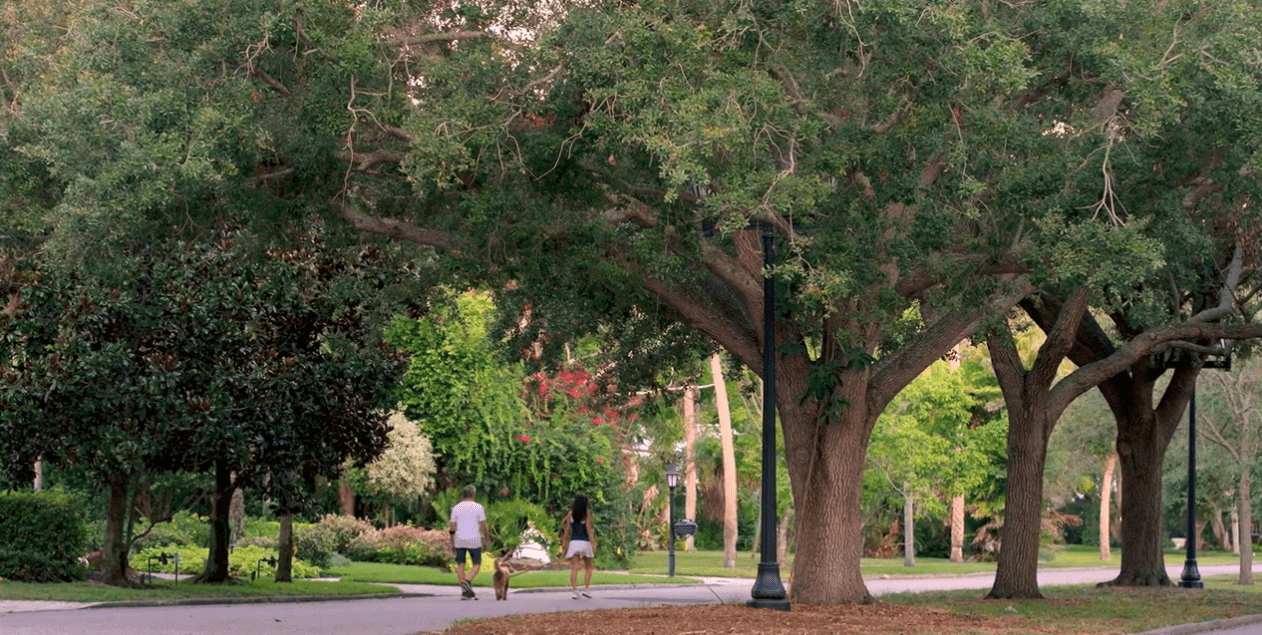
[132,521,196,551]
[133,544,322,579]
[314,514,374,553]
[293,523,336,568]
[345,525,452,567]
[0,491,88,582]
[236,535,279,550]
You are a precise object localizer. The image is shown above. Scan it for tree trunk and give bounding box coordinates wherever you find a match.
[338,479,356,516]
[1239,470,1253,585]
[33,459,42,491]
[1211,506,1228,552]
[710,353,739,569]
[683,385,698,552]
[1104,419,1172,586]
[229,487,246,545]
[949,494,965,563]
[198,460,236,583]
[275,512,294,582]
[781,379,873,605]
[903,483,915,567]
[100,473,133,586]
[987,404,1050,599]
[1100,452,1116,560]
[984,289,1091,600]
[1231,506,1240,556]
[777,506,793,568]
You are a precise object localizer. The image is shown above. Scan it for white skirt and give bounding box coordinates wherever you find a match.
[565,540,594,559]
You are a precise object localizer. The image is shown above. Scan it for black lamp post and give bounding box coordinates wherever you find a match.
[1178,387,1202,589]
[748,223,790,611]
[1177,341,1230,590]
[666,464,679,578]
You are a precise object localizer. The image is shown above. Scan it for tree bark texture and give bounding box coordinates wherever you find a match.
[1240,471,1253,585]
[987,403,1050,599]
[100,474,132,586]
[276,512,295,582]
[199,460,236,583]
[781,364,874,604]
[710,353,739,569]
[950,494,965,563]
[683,385,698,552]
[1105,413,1174,586]
[1100,453,1115,560]
[903,483,915,567]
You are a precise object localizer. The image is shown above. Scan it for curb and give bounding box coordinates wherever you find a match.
[1135,614,1262,635]
[81,591,433,610]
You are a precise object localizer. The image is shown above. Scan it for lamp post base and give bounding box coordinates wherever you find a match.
[1178,559,1203,589]
[747,562,791,611]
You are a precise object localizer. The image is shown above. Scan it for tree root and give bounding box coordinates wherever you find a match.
[1097,571,1172,587]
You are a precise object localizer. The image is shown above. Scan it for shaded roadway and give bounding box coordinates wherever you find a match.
[3,563,1262,634]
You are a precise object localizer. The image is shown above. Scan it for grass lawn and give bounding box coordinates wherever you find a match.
[0,578,399,603]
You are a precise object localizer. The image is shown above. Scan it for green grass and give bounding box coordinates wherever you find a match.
[623,545,1245,579]
[880,575,1262,634]
[0,578,398,603]
[322,561,695,588]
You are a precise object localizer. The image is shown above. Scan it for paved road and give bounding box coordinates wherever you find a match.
[3,563,1262,635]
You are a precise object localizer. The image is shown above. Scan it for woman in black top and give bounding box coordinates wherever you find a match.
[561,494,596,599]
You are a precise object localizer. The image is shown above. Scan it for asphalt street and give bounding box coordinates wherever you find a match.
[3,563,1262,635]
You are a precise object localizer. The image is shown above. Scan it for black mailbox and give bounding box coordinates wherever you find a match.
[673,520,697,537]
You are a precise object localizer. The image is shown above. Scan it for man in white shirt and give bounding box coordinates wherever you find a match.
[448,484,489,600]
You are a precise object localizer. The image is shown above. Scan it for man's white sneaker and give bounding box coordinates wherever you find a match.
[572,591,580,600]
[581,591,592,599]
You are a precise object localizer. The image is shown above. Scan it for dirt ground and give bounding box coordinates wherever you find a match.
[435,602,1091,635]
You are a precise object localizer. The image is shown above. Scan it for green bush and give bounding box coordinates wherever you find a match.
[132,521,196,551]
[0,491,89,582]
[133,544,322,579]
[236,535,279,550]
[0,550,87,583]
[345,525,452,567]
[293,523,336,568]
[313,514,374,553]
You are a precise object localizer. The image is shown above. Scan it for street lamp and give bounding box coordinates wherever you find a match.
[1179,341,1231,589]
[748,222,790,611]
[666,465,679,578]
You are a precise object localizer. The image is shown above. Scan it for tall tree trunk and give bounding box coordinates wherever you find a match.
[710,353,739,569]
[903,483,915,567]
[229,487,246,545]
[1211,506,1228,552]
[781,374,873,605]
[986,290,1089,599]
[100,473,133,586]
[950,494,965,563]
[1239,470,1253,585]
[683,385,698,552]
[1231,507,1240,556]
[198,460,236,583]
[338,479,356,516]
[1100,452,1116,560]
[275,512,294,582]
[33,459,42,491]
[1105,418,1173,586]
[987,403,1051,599]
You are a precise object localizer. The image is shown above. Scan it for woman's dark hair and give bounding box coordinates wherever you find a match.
[571,495,588,522]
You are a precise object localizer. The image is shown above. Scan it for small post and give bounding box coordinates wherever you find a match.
[666,465,679,577]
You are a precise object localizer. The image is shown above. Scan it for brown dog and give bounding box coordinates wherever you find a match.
[492,555,513,600]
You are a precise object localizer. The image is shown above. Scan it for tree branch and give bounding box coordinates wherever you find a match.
[336,200,454,250]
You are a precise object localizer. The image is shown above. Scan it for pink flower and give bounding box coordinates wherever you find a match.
[515,434,531,443]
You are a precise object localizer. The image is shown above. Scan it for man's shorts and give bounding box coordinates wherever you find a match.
[454,547,483,566]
